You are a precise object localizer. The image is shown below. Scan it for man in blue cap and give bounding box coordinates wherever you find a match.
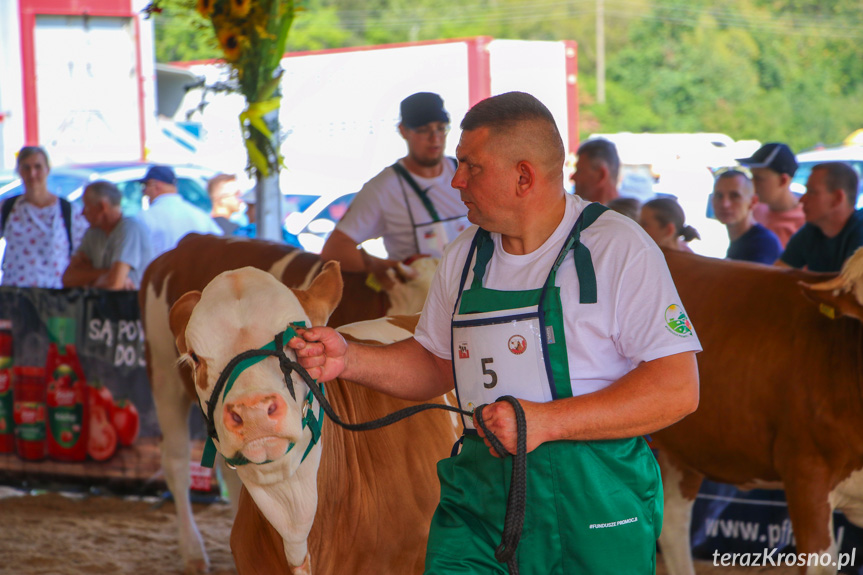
[321,92,468,288]
[138,165,222,258]
[736,142,804,248]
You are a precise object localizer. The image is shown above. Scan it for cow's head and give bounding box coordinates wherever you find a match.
[168,263,342,474]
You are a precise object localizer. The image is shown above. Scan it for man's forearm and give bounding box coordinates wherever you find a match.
[532,351,699,444]
[62,264,102,287]
[342,337,454,401]
[320,229,367,272]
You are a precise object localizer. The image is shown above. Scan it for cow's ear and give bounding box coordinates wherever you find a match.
[799,282,863,322]
[169,291,203,354]
[292,261,343,326]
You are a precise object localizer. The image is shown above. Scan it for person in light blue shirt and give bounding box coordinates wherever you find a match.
[233,188,300,247]
[138,165,222,259]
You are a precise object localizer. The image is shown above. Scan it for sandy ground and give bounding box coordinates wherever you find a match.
[0,487,799,575]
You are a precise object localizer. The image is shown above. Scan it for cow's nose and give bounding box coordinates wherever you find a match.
[223,393,287,434]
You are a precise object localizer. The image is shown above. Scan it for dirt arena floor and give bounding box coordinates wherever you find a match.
[0,487,800,575]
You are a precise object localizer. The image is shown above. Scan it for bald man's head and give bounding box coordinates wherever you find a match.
[460,92,564,182]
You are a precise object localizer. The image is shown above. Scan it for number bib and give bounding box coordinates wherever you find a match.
[414,216,471,259]
[452,306,553,430]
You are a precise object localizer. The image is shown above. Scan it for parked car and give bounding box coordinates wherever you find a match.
[791,146,863,208]
[0,161,217,215]
[283,191,357,254]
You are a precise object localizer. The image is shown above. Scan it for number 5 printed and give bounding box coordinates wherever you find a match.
[481,357,497,389]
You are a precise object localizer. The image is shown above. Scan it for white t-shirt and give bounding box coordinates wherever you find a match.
[139,194,223,259]
[335,158,467,261]
[415,193,702,398]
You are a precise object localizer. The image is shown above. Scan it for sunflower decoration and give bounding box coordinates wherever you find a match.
[144,0,297,178]
[228,0,252,18]
[215,23,245,62]
[196,0,215,17]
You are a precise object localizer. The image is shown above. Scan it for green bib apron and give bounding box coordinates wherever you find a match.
[392,161,470,258]
[425,203,663,574]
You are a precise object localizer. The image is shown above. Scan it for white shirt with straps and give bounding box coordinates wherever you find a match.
[334,158,466,261]
[415,193,702,398]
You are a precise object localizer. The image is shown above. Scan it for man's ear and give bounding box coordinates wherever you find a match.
[748,193,759,211]
[398,123,409,140]
[515,160,536,197]
[833,189,848,210]
[778,172,792,188]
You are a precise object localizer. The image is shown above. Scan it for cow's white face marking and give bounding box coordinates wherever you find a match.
[182,268,313,470]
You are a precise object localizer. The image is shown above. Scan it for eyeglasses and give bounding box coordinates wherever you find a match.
[410,124,450,138]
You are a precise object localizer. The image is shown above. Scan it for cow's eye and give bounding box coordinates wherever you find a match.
[189,351,199,365]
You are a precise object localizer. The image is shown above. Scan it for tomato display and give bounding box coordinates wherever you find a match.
[111,399,140,447]
[89,382,115,419]
[87,404,117,462]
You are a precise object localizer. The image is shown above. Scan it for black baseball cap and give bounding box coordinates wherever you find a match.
[400,92,449,129]
[737,143,798,176]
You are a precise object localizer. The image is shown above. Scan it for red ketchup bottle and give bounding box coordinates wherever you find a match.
[0,321,13,453]
[46,341,89,462]
[12,366,47,461]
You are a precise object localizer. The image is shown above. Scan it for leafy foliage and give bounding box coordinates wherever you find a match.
[151,0,863,152]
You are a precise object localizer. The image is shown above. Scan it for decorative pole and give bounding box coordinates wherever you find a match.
[146,0,297,241]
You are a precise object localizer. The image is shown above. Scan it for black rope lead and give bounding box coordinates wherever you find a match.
[204,334,528,575]
[476,396,528,575]
[286,357,529,575]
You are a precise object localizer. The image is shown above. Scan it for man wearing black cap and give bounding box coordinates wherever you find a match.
[320,92,468,288]
[138,165,223,259]
[737,142,805,248]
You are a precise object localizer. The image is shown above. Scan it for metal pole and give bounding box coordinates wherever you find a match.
[597,0,606,104]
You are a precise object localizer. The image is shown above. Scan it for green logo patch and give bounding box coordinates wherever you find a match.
[664,304,693,337]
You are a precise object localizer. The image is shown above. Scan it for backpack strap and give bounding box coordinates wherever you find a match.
[0,196,20,236]
[0,196,73,254]
[59,198,73,255]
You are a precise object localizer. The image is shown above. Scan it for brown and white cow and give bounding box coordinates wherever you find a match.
[139,234,438,574]
[654,249,863,575]
[168,264,460,574]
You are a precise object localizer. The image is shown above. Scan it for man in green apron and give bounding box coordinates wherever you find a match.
[293,92,701,574]
[321,92,469,289]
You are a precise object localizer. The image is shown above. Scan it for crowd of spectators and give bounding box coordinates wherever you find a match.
[0,146,249,291]
[571,138,862,273]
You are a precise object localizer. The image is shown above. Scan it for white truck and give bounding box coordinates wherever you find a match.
[167,36,578,252]
[0,0,156,170]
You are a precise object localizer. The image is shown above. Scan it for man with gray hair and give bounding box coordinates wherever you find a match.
[571,137,621,205]
[62,180,152,289]
[779,161,863,272]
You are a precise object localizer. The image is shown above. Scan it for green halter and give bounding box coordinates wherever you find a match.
[199,323,325,469]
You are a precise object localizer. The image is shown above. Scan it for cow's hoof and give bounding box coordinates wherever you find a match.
[183,558,210,575]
